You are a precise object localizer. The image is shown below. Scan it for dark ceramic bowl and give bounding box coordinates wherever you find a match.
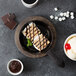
[15,16,56,58]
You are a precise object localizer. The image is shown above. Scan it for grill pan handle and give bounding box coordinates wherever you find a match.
[47,49,65,68]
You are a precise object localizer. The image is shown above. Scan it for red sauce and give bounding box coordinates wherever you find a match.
[65,43,71,51]
[9,60,21,73]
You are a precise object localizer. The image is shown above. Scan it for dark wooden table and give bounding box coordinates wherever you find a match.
[0,0,76,76]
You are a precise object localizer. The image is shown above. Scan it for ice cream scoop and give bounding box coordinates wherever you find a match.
[64,34,76,61]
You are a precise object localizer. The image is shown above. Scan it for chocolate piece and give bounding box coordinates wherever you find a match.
[1,13,17,30]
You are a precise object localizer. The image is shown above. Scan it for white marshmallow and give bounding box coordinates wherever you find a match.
[54,7,58,11]
[62,17,66,21]
[59,18,62,21]
[55,16,58,20]
[67,11,70,14]
[70,12,74,16]
[71,16,74,19]
[60,13,64,16]
[50,15,54,19]
[66,14,69,18]
[63,12,67,16]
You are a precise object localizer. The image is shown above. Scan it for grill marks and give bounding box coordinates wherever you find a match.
[22,22,50,51]
[33,34,50,51]
[23,23,41,42]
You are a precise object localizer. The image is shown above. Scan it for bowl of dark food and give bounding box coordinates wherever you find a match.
[7,59,23,75]
[15,16,65,67]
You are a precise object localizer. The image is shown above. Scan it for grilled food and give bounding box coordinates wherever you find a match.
[22,22,50,51]
[33,34,50,51]
[22,22,41,42]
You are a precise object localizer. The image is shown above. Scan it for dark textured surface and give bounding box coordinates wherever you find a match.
[0,0,76,76]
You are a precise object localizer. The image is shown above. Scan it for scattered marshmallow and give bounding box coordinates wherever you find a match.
[71,16,74,19]
[62,17,66,21]
[70,12,74,16]
[55,16,58,20]
[50,15,54,19]
[60,13,64,16]
[67,11,70,14]
[50,8,75,21]
[70,12,75,19]
[59,18,62,21]
[66,14,69,18]
[63,12,67,16]
[54,7,58,11]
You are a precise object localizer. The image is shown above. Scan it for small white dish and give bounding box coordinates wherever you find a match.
[21,0,39,8]
[7,59,24,75]
[64,34,76,61]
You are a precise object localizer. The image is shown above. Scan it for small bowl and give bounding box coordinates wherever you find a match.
[21,0,39,8]
[64,34,76,61]
[7,59,24,75]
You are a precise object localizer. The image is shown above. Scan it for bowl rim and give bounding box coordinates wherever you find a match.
[21,0,39,8]
[15,16,56,58]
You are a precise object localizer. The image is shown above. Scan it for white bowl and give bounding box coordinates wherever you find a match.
[21,0,39,8]
[64,34,76,61]
[7,59,24,75]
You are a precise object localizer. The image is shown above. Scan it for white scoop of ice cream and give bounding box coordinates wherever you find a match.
[67,49,76,59]
[68,37,76,53]
[67,37,76,59]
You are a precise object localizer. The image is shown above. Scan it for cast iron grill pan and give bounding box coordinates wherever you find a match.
[19,20,52,54]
